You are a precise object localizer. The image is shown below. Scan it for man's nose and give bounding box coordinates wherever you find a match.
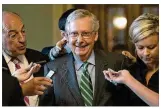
[77,34,83,42]
[18,32,26,42]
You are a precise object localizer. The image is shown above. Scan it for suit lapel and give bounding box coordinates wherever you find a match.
[60,53,84,105]
[2,55,10,75]
[93,50,109,105]
[24,49,32,64]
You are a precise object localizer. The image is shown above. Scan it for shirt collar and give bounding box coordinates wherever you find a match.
[2,50,25,64]
[2,50,11,64]
[74,50,95,71]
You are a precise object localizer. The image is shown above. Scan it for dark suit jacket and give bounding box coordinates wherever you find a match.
[2,48,49,106]
[39,49,129,106]
[2,71,26,106]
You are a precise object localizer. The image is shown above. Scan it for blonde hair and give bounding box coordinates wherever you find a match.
[65,9,99,32]
[129,13,159,43]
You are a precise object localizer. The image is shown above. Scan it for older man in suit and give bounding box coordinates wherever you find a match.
[40,9,128,106]
[2,11,52,106]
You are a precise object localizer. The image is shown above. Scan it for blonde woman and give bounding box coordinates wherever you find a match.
[104,13,159,106]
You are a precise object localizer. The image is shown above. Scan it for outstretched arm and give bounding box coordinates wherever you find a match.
[49,37,68,60]
[103,69,159,106]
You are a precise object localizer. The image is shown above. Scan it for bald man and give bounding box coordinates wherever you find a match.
[2,11,52,106]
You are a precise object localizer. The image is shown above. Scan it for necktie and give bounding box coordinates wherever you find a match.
[80,62,93,106]
[11,58,21,70]
[12,58,30,106]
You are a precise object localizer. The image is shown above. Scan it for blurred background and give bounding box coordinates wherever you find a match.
[2,4,159,55]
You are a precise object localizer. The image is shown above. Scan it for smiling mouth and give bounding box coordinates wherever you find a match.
[76,45,87,48]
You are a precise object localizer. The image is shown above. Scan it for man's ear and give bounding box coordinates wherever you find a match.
[94,32,98,42]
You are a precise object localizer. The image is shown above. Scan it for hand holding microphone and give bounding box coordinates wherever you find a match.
[12,62,41,82]
[103,68,120,85]
[103,68,132,85]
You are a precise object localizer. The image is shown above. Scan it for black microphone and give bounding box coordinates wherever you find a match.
[35,60,47,65]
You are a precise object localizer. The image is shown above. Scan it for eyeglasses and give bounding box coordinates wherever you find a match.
[67,31,96,39]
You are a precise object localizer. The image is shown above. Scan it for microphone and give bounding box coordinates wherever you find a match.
[2,67,8,71]
[35,60,47,65]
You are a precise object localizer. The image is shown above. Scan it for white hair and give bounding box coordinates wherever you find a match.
[65,9,99,32]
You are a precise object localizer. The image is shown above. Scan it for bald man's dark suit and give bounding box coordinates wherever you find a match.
[39,49,129,106]
[2,71,26,106]
[2,48,49,106]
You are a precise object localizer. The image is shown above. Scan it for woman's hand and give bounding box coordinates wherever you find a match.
[12,63,41,82]
[103,69,133,85]
[122,51,136,63]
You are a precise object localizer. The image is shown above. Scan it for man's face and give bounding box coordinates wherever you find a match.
[2,13,26,57]
[135,34,159,67]
[66,17,98,61]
